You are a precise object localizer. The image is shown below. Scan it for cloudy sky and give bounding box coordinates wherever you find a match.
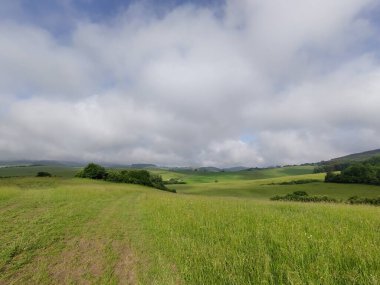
[0,0,380,167]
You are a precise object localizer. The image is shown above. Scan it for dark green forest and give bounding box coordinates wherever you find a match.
[325,156,380,185]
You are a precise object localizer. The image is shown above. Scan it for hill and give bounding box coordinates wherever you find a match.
[0,160,85,168]
[314,148,380,173]
[329,148,380,163]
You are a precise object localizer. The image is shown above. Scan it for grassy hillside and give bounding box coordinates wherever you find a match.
[0,177,379,284]
[0,164,313,182]
[154,166,380,201]
[152,165,314,184]
[329,149,380,163]
[174,173,380,200]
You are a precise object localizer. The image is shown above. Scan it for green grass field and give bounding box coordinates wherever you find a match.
[0,166,78,178]
[0,167,379,284]
[174,173,380,200]
[151,165,315,184]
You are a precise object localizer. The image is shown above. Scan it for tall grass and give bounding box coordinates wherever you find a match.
[138,193,380,284]
[0,177,379,284]
[175,173,380,200]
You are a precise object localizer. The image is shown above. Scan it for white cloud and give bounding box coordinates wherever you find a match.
[0,0,379,166]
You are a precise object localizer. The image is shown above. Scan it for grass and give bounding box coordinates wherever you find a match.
[161,166,315,184]
[0,178,147,284]
[0,164,313,182]
[174,173,380,200]
[0,176,379,284]
[0,166,78,178]
[139,193,380,284]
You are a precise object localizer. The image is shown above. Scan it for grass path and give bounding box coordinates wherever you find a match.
[0,179,145,284]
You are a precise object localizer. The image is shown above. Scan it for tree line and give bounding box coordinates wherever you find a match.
[313,162,351,173]
[325,156,380,185]
[271,191,337,203]
[76,163,175,192]
[271,191,379,206]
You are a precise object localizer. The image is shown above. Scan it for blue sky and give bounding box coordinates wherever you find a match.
[1,0,226,42]
[3,1,223,27]
[0,0,380,166]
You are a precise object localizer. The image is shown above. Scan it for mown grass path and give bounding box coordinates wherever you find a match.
[0,178,144,284]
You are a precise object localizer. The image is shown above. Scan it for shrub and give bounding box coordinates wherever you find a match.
[36,171,52,177]
[271,191,337,203]
[268,179,320,185]
[164,178,186,185]
[293,191,308,196]
[76,164,174,192]
[76,163,107,180]
[347,196,380,206]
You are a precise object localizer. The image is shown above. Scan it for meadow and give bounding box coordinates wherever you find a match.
[0,165,78,178]
[174,173,380,200]
[0,166,379,284]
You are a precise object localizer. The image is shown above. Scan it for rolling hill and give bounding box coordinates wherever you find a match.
[328,148,380,163]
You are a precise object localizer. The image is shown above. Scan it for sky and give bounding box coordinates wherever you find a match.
[0,0,380,167]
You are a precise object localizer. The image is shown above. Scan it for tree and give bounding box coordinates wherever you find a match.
[76,164,174,192]
[325,171,337,182]
[78,163,107,180]
[36,171,52,177]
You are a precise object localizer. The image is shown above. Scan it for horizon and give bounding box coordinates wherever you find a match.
[1,147,379,169]
[1,0,380,167]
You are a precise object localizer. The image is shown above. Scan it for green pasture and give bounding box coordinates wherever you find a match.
[174,173,380,200]
[0,176,379,284]
[0,165,314,183]
[163,165,315,183]
[140,192,380,284]
[0,166,78,178]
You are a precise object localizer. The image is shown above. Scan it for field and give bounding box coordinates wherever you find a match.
[0,166,379,284]
[0,166,78,178]
[174,173,380,200]
[151,165,315,183]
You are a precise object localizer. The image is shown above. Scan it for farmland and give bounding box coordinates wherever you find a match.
[0,166,379,284]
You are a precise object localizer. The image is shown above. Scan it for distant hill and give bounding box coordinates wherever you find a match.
[167,166,250,173]
[0,160,160,170]
[223,166,249,172]
[0,160,85,167]
[6,149,380,175]
[130,164,157,169]
[314,148,380,173]
[197,167,221,172]
[328,149,380,163]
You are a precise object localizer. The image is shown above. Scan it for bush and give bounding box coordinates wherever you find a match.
[293,191,308,196]
[269,179,320,185]
[271,191,379,206]
[78,166,172,192]
[106,169,153,185]
[163,178,186,185]
[76,163,107,180]
[347,196,380,206]
[36,171,52,177]
[271,191,337,203]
